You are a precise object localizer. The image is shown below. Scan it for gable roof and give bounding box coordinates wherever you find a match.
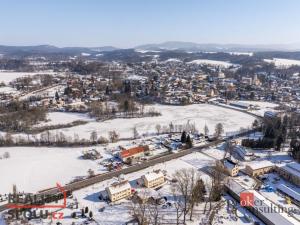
[120,146,147,158]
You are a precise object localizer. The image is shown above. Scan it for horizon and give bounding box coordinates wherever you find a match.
[1,0,300,48]
[1,41,300,49]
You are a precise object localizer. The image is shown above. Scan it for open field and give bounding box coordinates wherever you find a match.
[264,58,300,68]
[43,104,256,139]
[0,71,56,84]
[187,59,237,68]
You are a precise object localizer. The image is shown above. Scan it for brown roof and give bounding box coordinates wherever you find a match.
[120,146,147,158]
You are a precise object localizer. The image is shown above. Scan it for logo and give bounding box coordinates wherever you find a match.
[240,192,254,206]
[6,183,67,221]
[7,183,67,209]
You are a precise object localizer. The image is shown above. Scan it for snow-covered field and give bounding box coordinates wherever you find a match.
[3,150,266,225]
[0,71,56,84]
[0,104,256,194]
[41,104,255,139]
[35,112,93,127]
[0,86,19,94]
[229,52,253,56]
[0,146,111,194]
[239,100,278,117]
[221,100,278,117]
[164,58,182,63]
[187,59,236,68]
[16,152,215,225]
[264,58,300,68]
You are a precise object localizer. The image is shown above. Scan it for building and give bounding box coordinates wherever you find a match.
[276,162,300,186]
[142,170,165,188]
[217,158,239,177]
[264,111,278,119]
[245,161,274,177]
[229,101,251,109]
[119,146,148,164]
[276,184,300,206]
[224,178,298,225]
[241,77,252,85]
[235,145,255,161]
[106,180,132,202]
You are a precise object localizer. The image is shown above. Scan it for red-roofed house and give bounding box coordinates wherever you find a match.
[119,146,148,164]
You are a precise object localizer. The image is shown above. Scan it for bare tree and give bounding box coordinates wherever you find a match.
[214,123,224,139]
[204,124,209,136]
[87,169,95,177]
[109,130,119,143]
[204,162,223,214]
[189,179,206,220]
[133,127,139,139]
[155,124,161,135]
[172,168,200,223]
[171,186,184,225]
[147,202,162,225]
[90,131,98,143]
[129,201,148,225]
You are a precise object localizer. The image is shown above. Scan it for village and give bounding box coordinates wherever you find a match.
[0,44,300,225]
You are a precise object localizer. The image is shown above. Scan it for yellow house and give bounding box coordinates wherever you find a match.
[276,163,300,187]
[217,158,239,177]
[245,161,274,177]
[105,180,132,202]
[142,171,165,188]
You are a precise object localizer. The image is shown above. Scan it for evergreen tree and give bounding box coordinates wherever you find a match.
[275,135,284,151]
[105,85,110,95]
[55,91,59,101]
[186,135,193,148]
[204,124,209,136]
[181,131,187,143]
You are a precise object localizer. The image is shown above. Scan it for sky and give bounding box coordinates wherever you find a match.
[0,0,300,48]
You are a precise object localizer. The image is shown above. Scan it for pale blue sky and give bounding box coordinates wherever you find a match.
[0,0,299,47]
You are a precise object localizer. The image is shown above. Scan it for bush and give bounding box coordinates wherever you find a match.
[3,152,10,159]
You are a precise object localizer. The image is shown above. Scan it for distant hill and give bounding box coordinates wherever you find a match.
[0,45,119,56]
[135,41,300,52]
[1,42,300,62]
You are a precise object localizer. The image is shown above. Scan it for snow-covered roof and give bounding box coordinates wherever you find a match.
[142,171,164,182]
[230,101,252,108]
[106,181,131,195]
[287,162,300,173]
[223,159,237,170]
[277,162,300,179]
[246,160,274,170]
[277,184,300,202]
[225,178,298,225]
[247,190,297,225]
